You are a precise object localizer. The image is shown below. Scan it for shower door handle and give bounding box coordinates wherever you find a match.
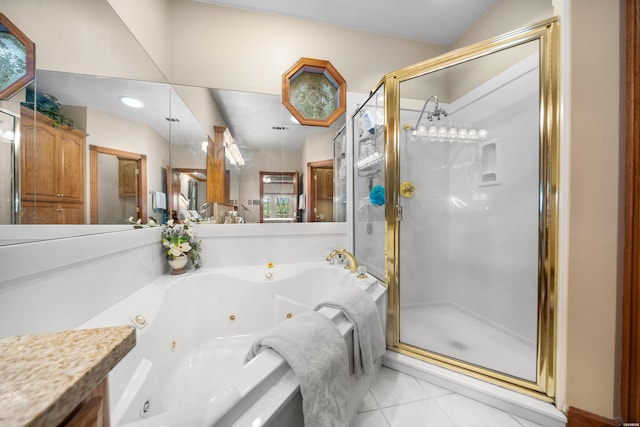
[397,205,403,221]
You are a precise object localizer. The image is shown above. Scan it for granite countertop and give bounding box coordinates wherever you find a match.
[0,326,136,427]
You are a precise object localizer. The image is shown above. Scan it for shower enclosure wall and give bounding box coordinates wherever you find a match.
[352,18,559,401]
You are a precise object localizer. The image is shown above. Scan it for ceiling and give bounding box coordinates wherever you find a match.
[34,71,206,148]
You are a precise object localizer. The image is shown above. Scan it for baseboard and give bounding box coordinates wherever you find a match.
[567,406,624,427]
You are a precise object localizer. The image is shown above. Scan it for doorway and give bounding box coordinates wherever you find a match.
[307,159,334,222]
[89,145,147,224]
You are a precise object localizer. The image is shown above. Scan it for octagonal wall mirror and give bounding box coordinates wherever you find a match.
[0,14,35,100]
[282,57,346,127]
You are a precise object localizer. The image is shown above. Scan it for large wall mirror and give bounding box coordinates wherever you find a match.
[0,70,346,237]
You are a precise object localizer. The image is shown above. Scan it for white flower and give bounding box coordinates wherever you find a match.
[177,242,192,253]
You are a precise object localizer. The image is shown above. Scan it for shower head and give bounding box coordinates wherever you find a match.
[413,95,448,130]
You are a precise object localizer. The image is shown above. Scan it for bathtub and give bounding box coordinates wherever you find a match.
[79,262,387,427]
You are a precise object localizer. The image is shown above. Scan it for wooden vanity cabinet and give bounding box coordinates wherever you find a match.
[20,106,86,223]
[61,376,110,427]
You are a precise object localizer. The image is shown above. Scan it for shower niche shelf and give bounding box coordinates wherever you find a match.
[478,140,500,186]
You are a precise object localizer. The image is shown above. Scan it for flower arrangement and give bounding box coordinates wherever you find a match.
[161,219,202,269]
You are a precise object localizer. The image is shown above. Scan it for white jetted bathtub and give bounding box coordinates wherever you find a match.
[79,262,387,427]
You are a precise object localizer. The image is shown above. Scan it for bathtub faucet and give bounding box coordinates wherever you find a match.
[326,249,359,273]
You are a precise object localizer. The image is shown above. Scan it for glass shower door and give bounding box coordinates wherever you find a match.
[397,41,541,382]
[353,85,386,280]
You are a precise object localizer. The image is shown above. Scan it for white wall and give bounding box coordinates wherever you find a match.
[0,227,164,336]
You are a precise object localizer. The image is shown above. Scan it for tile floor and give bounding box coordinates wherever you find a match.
[352,366,545,427]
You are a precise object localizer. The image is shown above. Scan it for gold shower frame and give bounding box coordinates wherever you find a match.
[380,18,560,402]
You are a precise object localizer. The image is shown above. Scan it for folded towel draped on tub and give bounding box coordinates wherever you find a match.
[314,286,386,379]
[244,310,350,427]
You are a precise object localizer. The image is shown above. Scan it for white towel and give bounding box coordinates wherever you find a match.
[152,192,167,210]
[299,193,306,210]
[314,286,386,379]
[245,311,350,427]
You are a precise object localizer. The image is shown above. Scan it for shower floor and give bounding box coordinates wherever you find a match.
[399,302,537,381]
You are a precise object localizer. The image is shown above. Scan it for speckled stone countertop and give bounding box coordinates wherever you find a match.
[0,326,136,427]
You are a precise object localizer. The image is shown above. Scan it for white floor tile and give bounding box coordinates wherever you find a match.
[434,393,524,427]
[357,390,380,413]
[368,367,431,408]
[382,399,457,427]
[351,410,390,427]
[416,378,454,398]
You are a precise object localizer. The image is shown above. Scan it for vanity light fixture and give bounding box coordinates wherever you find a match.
[222,128,245,166]
[120,96,144,109]
[227,143,245,166]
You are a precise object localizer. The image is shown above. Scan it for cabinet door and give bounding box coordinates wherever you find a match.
[20,115,58,202]
[59,130,85,204]
[59,203,84,224]
[20,201,58,224]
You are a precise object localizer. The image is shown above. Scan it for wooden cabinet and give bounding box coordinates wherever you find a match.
[20,107,86,223]
[62,377,109,427]
[118,158,138,198]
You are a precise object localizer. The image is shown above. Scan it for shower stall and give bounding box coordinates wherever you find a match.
[353,18,559,401]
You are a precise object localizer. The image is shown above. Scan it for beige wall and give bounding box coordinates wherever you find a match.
[167,0,447,95]
[452,0,554,49]
[107,0,173,80]
[565,0,625,419]
[0,0,166,82]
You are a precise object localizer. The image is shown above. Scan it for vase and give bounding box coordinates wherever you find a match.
[168,254,188,274]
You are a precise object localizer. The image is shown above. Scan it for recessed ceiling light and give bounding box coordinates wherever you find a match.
[120,96,144,108]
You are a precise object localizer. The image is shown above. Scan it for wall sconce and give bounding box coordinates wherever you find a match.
[223,128,244,165]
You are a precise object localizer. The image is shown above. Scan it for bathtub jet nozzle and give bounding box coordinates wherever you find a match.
[326,249,359,273]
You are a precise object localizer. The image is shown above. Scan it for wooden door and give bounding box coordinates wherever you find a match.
[623,0,640,421]
[118,159,138,198]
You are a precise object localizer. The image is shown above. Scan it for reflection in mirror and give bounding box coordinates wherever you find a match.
[207,89,345,224]
[259,171,299,223]
[14,71,207,226]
